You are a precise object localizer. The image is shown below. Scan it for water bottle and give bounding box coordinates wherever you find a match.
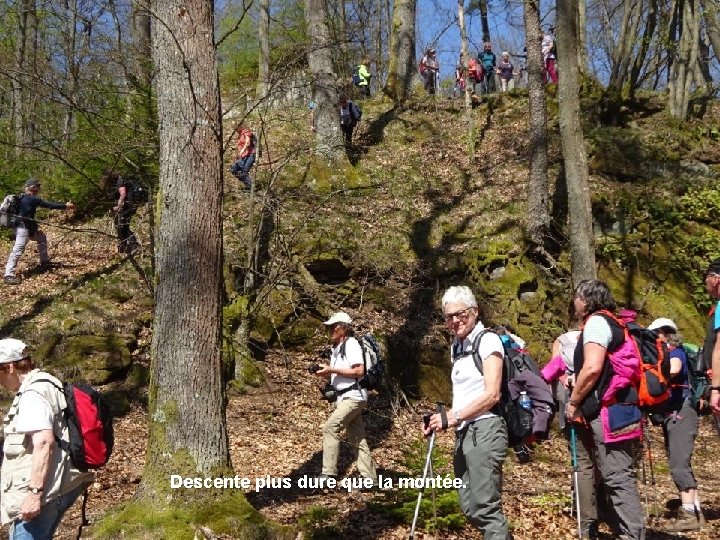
[518,391,532,411]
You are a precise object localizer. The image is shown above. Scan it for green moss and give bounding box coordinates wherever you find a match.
[51,334,132,384]
[94,493,293,540]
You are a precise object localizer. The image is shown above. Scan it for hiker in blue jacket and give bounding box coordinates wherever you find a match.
[339,94,361,147]
[3,179,75,285]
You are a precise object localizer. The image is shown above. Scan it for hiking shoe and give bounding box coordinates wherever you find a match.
[3,276,21,285]
[513,444,531,463]
[664,508,702,532]
[38,261,59,271]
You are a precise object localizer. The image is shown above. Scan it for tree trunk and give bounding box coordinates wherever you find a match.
[305,0,343,158]
[143,0,230,495]
[705,0,720,63]
[384,0,416,102]
[256,0,271,101]
[479,0,491,43]
[668,0,700,119]
[608,0,642,92]
[12,0,37,155]
[524,0,550,248]
[629,0,658,100]
[458,0,474,161]
[556,0,596,285]
[577,0,588,75]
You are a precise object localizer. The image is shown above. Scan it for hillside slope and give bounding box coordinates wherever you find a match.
[1,89,719,539]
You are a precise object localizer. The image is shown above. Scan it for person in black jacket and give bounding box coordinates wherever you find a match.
[102,170,142,254]
[3,179,75,285]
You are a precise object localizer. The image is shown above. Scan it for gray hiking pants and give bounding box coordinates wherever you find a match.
[588,416,645,540]
[662,401,698,492]
[453,415,511,540]
[4,226,48,277]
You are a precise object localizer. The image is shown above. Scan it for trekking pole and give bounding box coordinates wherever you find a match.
[644,424,660,524]
[409,403,444,539]
[569,423,582,539]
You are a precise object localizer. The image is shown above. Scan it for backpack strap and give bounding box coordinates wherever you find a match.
[337,337,363,388]
[452,329,495,375]
[19,378,73,455]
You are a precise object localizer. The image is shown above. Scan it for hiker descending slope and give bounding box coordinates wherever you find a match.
[102,169,144,255]
[3,179,75,286]
[566,280,645,540]
[0,338,94,538]
[353,58,372,98]
[312,312,378,486]
[425,286,511,540]
[419,48,439,95]
[229,125,257,190]
[338,94,362,147]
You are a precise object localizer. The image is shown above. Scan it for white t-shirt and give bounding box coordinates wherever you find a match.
[15,391,54,433]
[450,322,504,429]
[330,337,367,402]
[583,315,613,348]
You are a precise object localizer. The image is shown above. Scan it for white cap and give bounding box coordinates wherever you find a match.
[648,318,678,332]
[0,338,29,364]
[323,312,352,326]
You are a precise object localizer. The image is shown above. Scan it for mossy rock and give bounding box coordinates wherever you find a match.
[235,356,264,388]
[102,389,132,416]
[278,315,323,350]
[50,334,132,385]
[251,287,300,344]
[126,363,150,389]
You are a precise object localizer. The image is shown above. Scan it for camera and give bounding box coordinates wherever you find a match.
[308,364,322,374]
[321,382,338,403]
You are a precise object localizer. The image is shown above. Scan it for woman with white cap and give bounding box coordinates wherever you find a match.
[0,338,93,538]
[648,318,705,532]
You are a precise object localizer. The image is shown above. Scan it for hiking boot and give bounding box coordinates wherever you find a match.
[664,508,702,532]
[38,261,59,271]
[3,275,21,285]
[513,444,531,463]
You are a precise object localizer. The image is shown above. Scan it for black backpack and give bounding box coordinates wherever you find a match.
[0,194,22,228]
[122,178,149,205]
[350,102,362,124]
[463,330,554,446]
[682,343,711,414]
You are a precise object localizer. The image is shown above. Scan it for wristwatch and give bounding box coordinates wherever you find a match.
[29,486,44,495]
[711,385,720,391]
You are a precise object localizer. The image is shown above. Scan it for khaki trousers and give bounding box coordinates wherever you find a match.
[322,398,377,480]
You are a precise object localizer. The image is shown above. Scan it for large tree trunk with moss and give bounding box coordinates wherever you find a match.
[12,0,38,155]
[305,0,343,158]
[524,0,550,248]
[384,0,416,102]
[668,0,700,119]
[556,0,596,285]
[143,0,230,496]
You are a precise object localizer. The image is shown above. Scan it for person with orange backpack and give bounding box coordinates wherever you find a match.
[566,280,645,540]
[646,318,705,532]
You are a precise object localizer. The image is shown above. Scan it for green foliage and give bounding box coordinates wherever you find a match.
[95,493,291,540]
[297,506,340,539]
[369,439,465,533]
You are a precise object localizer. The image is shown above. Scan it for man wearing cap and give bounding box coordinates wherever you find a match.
[3,179,75,285]
[649,318,704,531]
[704,259,720,416]
[313,312,377,484]
[0,338,93,538]
[420,48,439,94]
